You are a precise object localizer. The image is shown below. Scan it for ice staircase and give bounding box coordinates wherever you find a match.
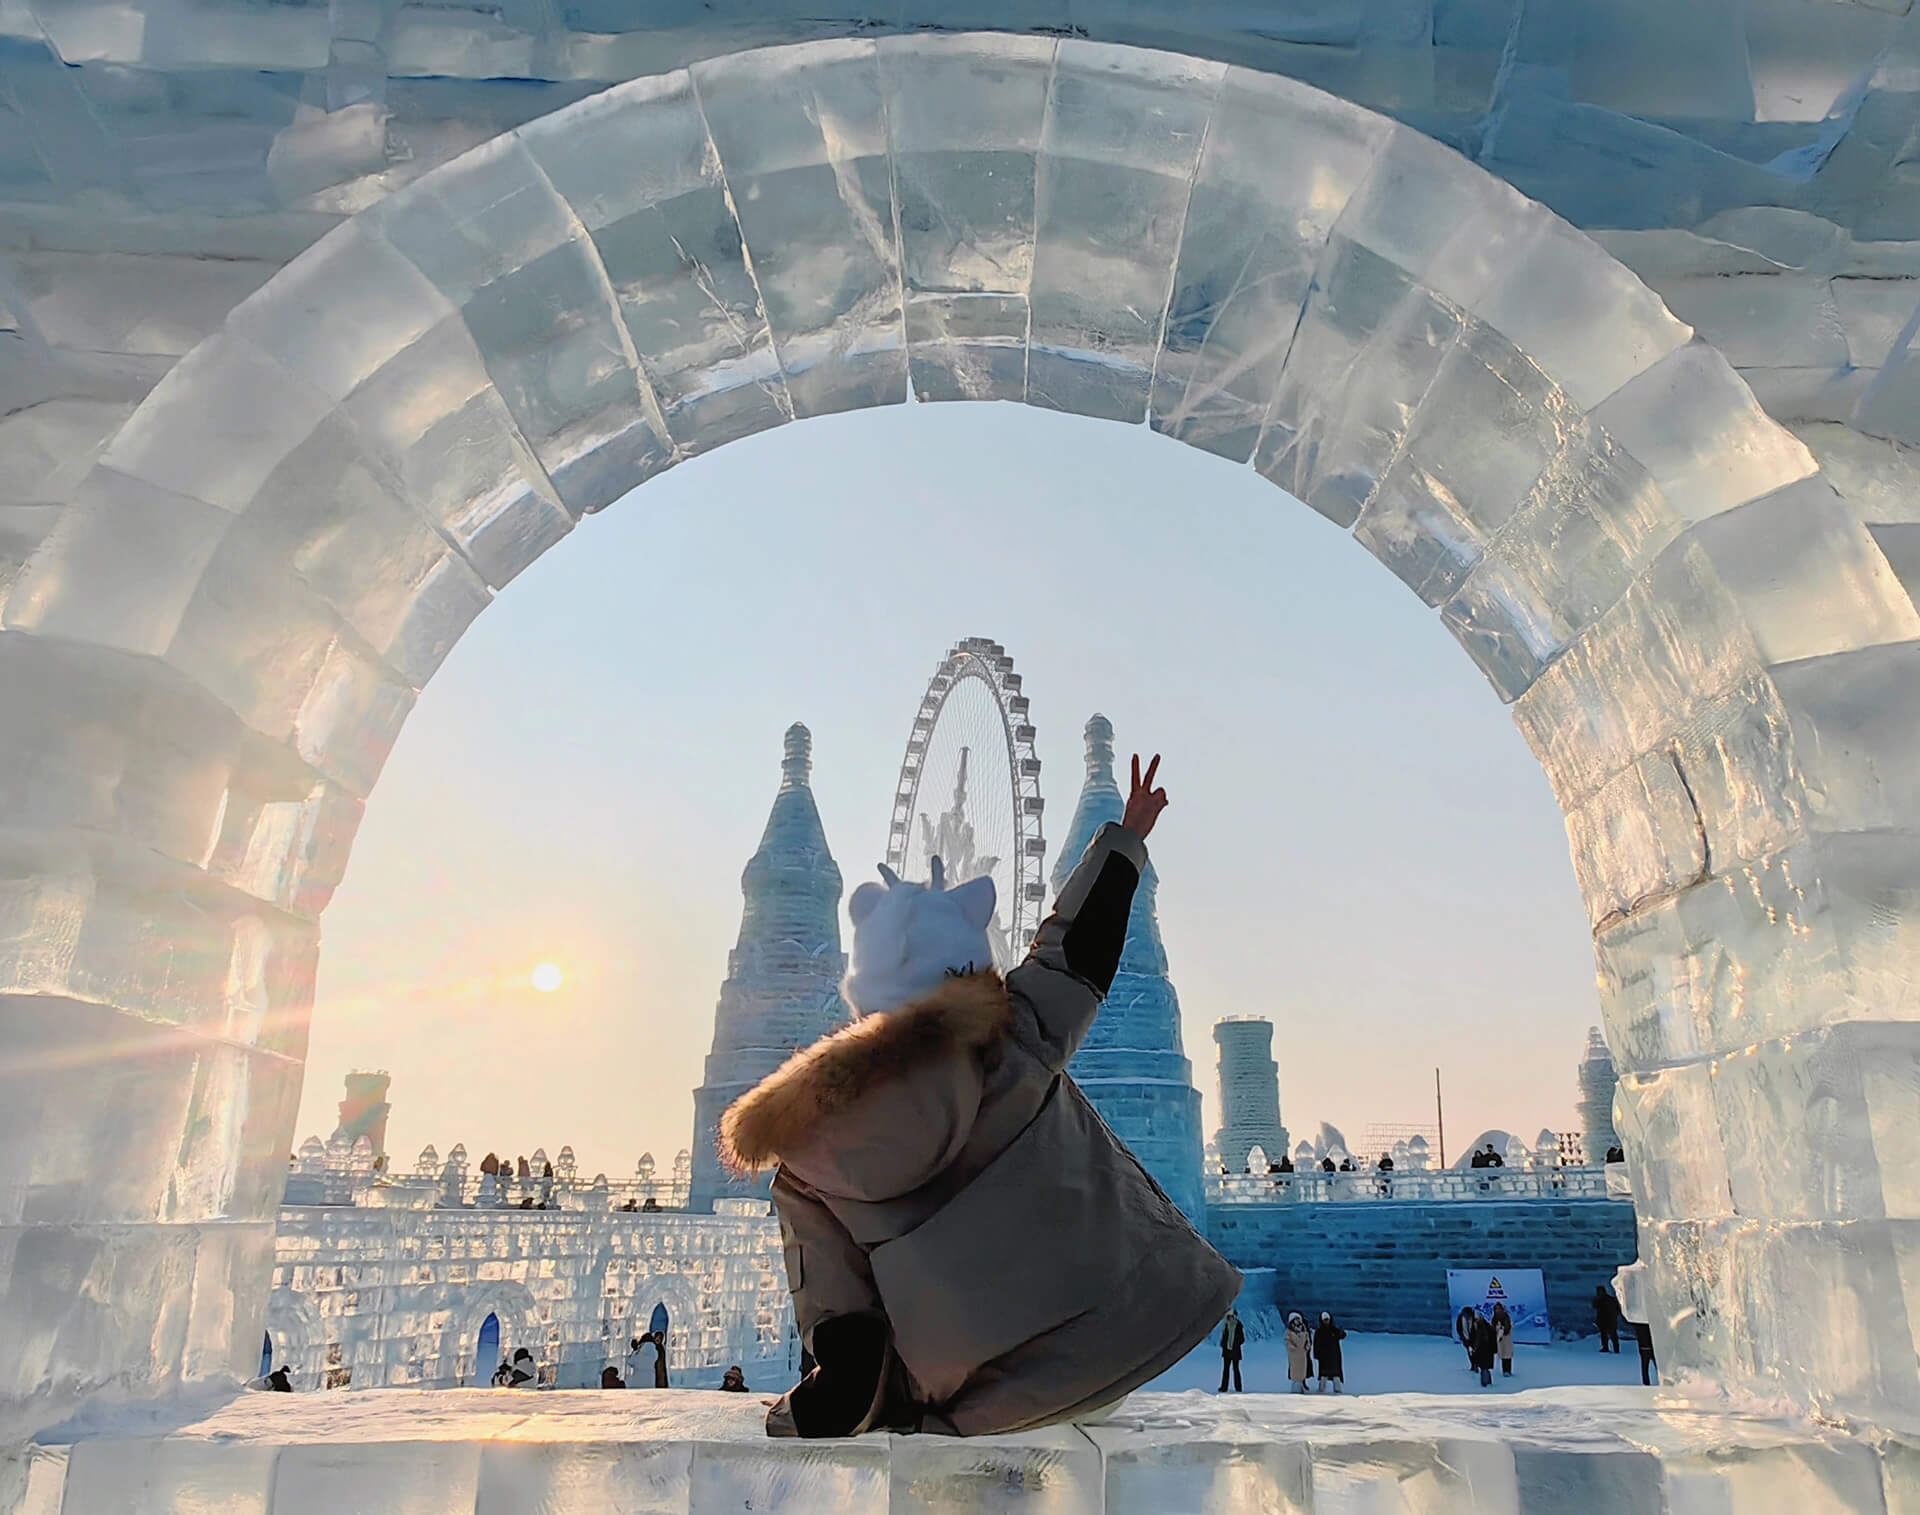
[8,1388,1912,1514]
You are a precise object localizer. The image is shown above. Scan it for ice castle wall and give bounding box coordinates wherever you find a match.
[267,1200,792,1394]
[1052,716,1207,1224]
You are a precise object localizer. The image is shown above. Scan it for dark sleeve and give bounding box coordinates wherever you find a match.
[1003,821,1148,1068]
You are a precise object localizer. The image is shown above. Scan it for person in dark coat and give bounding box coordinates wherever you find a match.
[1593,1286,1622,1353]
[507,1348,536,1387]
[649,1333,670,1388]
[1631,1319,1657,1385]
[1490,1303,1514,1376]
[601,1366,625,1389]
[1468,1313,1497,1387]
[266,1366,293,1392]
[1313,1313,1346,1393]
[721,755,1239,1439]
[1320,1156,1336,1173]
[721,1365,750,1392]
[1217,1307,1245,1393]
[1455,1305,1478,1369]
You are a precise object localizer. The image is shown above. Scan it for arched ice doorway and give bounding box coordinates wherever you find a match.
[0,33,1915,1436]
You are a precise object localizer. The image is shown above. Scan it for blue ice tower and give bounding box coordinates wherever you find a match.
[688,723,850,1212]
[1053,715,1207,1223]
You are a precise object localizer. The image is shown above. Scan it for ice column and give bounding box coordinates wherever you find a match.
[687,725,850,1211]
[1577,1027,1619,1162]
[1213,1017,1290,1174]
[1052,715,1207,1222]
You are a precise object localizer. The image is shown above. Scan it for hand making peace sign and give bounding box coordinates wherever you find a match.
[1121,753,1169,840]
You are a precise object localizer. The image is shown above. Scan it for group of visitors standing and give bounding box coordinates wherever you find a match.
[1453,1304,1515,1386]
[1594,1285,1658,1385]
[1216,1306,1347,1394]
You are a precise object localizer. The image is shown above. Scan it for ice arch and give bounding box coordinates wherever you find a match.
[1,33,1917,1436]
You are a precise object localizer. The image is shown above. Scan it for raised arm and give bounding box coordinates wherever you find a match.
[1007,754,1166,1067]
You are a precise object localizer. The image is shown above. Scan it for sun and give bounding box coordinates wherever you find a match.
[530,962,564,994]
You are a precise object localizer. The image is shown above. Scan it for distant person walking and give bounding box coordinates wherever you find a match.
[648,1331,670,1388]
[721,1365,750,1393]
[1313,1313,1346,1393]
[1468,1314,1497,1388]
[1491,1303,1514,1377]
[1631,1319,1658,1385]
[1217,1307,1246,1393]
[1285,1313,1314,1394]
[1593,1286,1622,1353]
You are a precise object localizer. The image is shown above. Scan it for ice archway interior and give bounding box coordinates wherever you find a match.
[3,32,1918,1434]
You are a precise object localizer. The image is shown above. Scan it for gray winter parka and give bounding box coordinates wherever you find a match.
[721,821,1241,1437]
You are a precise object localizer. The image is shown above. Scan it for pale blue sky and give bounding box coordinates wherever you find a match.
[296,400,1599,1178]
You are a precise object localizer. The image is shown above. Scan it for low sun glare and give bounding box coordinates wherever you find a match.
[531,962,564,993]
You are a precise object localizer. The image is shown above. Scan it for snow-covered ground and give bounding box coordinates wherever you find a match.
[1145,1330,1653,1397]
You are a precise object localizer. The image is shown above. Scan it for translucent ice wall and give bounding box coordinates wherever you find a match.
[2,34,1918,1435]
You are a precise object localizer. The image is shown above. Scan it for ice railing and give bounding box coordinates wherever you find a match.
[283,1136,697,1211]
[1207,1165,1627,1204]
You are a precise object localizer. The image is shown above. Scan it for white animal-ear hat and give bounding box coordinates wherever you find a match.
[844,857,996,1016]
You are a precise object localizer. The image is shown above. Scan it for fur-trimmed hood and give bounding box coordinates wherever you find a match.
[720,970,1010,1176]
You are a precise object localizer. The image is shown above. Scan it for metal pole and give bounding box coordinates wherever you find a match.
[1435,1067,1446,1170]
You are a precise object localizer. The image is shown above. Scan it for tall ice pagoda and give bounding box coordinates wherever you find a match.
[1052,714,1207,1221]
[687,724,850,1212]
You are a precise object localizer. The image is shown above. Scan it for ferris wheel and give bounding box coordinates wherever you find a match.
[886,638,1047,968]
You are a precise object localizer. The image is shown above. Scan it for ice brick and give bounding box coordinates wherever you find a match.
[1356,321,1575,604]
[1565,747,1708,926]
[1443,426,1677,701]
[692,40,905,420]
[1774,642,1920,834]
[889,1428,1101,1515]
[233,414,493,686]
[880,34,1050,404]
[1711,1023,1920,1223]
[0,396,136,507]
[1152,62,1370,458]
[1307,1438,1518,1514]
[1658,273,1847,374]
[1511,1447,1660,1515]
[60,1436,276,1515]
[1686,475,1920,667]
[272,1442,482,1515]
[0,635,239,868]
[688,1438,887,1515]
[225,221,457,404]
[0,840,317,1056]
[341,315,572,590]
[1256,237,1463,526]
[0,995,302,1227]
[476,1439,691,1515]
[1614,1062,1734,1222]
[1591,342,1818,527]
[1096,1431,1312,1515]
[1512,541,1762,810]
[1027,48,1227,421]
[3,466,233,653]
[521,72,792,451]
[373,135,669,513]
[98,333,331,515]
[208,778,362,920]
[1660,1440,1887,1515]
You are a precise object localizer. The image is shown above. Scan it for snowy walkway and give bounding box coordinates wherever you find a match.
[1148,1330,1653,1397]
[13,1381,1896,1514]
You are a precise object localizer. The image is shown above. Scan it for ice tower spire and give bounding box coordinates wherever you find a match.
[688,723,849,1212]
[1051,715,1206,1221]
